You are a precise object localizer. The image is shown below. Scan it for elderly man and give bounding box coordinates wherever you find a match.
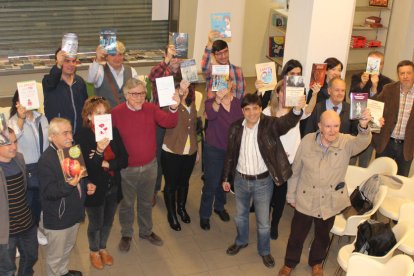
[87,41,138,107]
[43,49,88,135]
[222,93,304,268]
[0,129,38,276]
[373,60,414,176]
[39,118,96,276]
[112,78,179,251]
[278,110,372,276]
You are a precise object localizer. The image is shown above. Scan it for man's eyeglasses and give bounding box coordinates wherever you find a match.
[90,96,106,103]
[128,92,146,97]
[214,49,229,57]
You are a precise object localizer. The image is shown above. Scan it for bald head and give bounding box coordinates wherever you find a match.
[318,110,341,146]
[320,110,340,125]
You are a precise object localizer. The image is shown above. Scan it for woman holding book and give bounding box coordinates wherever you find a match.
[75,96,128,270]
[161,80,198,231]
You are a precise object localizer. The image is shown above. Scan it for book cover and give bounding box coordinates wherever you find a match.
[284,76,305,107]
[366,56,381,75]
[169,32,188,58]
[255,62,277,93]
[367,99,384,133]
[268,36,285,57]
[17,80,40,110]
[155,76,177,107]
[180,59,198,83]
[211,65,229,92]
[309,63,327,87]
[210,12,231,38]
[61,33,78,58]
[94,114,113,142]
[100,29,117,55]
[0,113,11,145]
[57,144,88,182]
[272,14,287,27]
[350,93,368,120]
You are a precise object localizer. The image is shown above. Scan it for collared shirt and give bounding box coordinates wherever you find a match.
[392,84,414,139]
[236,119,268,175]
[87,61,138,88]
[148,61,181,104]
[325,99,343,114]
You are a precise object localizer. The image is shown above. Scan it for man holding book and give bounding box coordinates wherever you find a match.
[88,41,138,108]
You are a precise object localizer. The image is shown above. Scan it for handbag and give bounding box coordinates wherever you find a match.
[342,186,373,218]
[354,219,396,256]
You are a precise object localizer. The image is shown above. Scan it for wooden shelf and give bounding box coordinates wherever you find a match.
[352,25,388,31]
[355,6,391,12]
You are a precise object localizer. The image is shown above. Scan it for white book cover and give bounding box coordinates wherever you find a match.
[255,62,277,93]
[284,76,305,107]
[94,114,113,142]
[180,59,198,83]
[61,33,78,58]
[156,76,177,107]
[367,99,384,133]
[17,80,40,110]
[366,57,381,75]
[211,65,229,91]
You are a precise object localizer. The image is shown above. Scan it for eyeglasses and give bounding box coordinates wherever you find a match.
[128,92,146,97]
[90,96,106,103]
[214,49,229,57]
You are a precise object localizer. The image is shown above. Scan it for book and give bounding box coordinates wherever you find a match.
[255,62,277,93]
[0,113,11,145]
[268,36,285,57]
[211,65,229,91]
[180,59,198,83]
[366,56,381,75]
[17,80,40,110]
[61,33,78,58]
[169,32,188,58]
[100,29,117,55]
[210,12,231,38]
[272,14,287,27]
[369,0,388,7]
[350,93,368,119]
[94,114,113,142]
[284,76,305,107]
[367,99,384,133]
[309,63,327,88]
[155,76,177,107]
[57,144,88,182]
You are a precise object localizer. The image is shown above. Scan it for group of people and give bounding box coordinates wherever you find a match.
[1,29,414,276]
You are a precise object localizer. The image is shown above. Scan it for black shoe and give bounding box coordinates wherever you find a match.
[214,209,230,222]
[226,243,248,255]
[270,225,278,240]
[139,232,164,246]
[177,207,191,224]
[61,270,82,276]
[261,254,275,268]
[167,214,181,231]
[118,237,132,252]
[200,218,210,231]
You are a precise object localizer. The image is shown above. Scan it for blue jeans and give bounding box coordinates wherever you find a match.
[199,143,227,219]
[233,173,273,256]
[0,226,38,276]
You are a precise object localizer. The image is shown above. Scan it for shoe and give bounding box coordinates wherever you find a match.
[177,207,191,223]
[99,249,113,266]
[261,254,275,268]
[118,237,132,252]
[61,270,82,276]
[270,225,278,240]
[139,232,163,246]
[90,251,103,270]
[200,219,210,231]
[226,243,248,255]
[214,209,230,222]
[37,229,48,245]
[311,264,323,276]
[168,213,182,231]
[278,265,293,276]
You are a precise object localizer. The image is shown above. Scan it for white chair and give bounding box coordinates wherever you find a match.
[397,202,414,255]
[366,157,398,176]
[346,254,414,276]
[195,90,203,113]
[336,220,412,273]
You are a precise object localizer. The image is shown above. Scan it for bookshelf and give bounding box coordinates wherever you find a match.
[267,8,288,75]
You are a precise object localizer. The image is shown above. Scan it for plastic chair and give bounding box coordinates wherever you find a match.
[366,157,398,176]
[397,202,414,255]
[346,254,414,276]
[195,90,203,113]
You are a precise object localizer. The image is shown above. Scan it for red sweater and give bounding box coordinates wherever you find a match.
[112,102,178,167]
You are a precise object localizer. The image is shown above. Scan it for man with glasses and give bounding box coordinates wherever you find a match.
[88,41,138,108]
[43,48,88,135]
[201,30,246,99]
[112,78,179,251]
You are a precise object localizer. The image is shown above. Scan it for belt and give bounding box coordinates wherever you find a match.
[238,171,269,181]
[390,137,404,144]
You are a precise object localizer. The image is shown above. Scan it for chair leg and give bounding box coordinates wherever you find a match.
[334,265,343,276]
[323,234,335,268]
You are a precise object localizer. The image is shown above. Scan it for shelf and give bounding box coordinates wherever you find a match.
[272,8,288,18]
[349,46,384,51]
[347,63,366,71]
[355,6,391,12]
[352,25,388,31]
[272,26,287,35]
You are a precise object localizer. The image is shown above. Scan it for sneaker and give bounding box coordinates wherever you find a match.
[37,229,48,245]
[139,232,163,246]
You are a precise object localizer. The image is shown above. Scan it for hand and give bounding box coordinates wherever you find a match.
[97,138,110,153]
[371,74,379,88]
[310,83,321,94]
[102,160,110,169]
[379,117,385,127]
[294,95,306,112]
[56,50,67,69]
[165,45,177,64]
[222,182,231,192]
[67,168,85,186]
[86,183,96,195]
[358,108,372,128]
[16,102,27,119]
[170,91,180,110]
[207,30,221,48]
[360,72,369,87]
[255,79,265,91]
[215,88,228,104]
[95,45,107,64]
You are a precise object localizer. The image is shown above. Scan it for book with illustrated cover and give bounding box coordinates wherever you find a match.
[169,32,188,58]
[57,144,88,182]
[268,36,285,57]
[94,114,113,142]
[17,80,40,110]
[255,62,277,93]
[367,99,384,133]
[180,59,198,83]
[284,76,305,107]
[210,12,231,38]
[366,56,381,75]
[61,33,78,58]
[211,65,229,91]
[100,29,117,55]
[0,113,11,145]
[350,93,368,120]
[309,63,327,88]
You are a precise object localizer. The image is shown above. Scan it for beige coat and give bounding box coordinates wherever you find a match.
[287,127,371,220]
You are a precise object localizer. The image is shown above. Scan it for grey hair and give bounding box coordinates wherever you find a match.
[122,78,146,96]
[48,117,71,141]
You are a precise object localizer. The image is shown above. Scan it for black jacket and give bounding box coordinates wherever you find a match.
[75,127,128,207]
[350,73,392,96]
[222,110,301,186]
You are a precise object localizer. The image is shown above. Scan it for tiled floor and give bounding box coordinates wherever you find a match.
[28,160,355,276]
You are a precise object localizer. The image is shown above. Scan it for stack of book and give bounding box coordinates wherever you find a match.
[366,40,382,48]
[350,36,367,48]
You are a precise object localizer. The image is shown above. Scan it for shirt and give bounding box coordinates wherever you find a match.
[326,99,343,114]
[87,61,138,88]
[392,84,414,140]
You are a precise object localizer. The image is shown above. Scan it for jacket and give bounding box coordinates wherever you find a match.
[372,81,414,161]
[0,153,26,244]
[222,110,301,186]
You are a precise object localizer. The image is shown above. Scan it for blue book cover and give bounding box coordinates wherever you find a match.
[169,32,188,58]
[210,12,231,38]
[180,59,198,83]
[100,29,117,55]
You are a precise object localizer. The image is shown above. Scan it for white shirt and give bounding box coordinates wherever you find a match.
[87,61,138,88]
[236,119,268,175]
